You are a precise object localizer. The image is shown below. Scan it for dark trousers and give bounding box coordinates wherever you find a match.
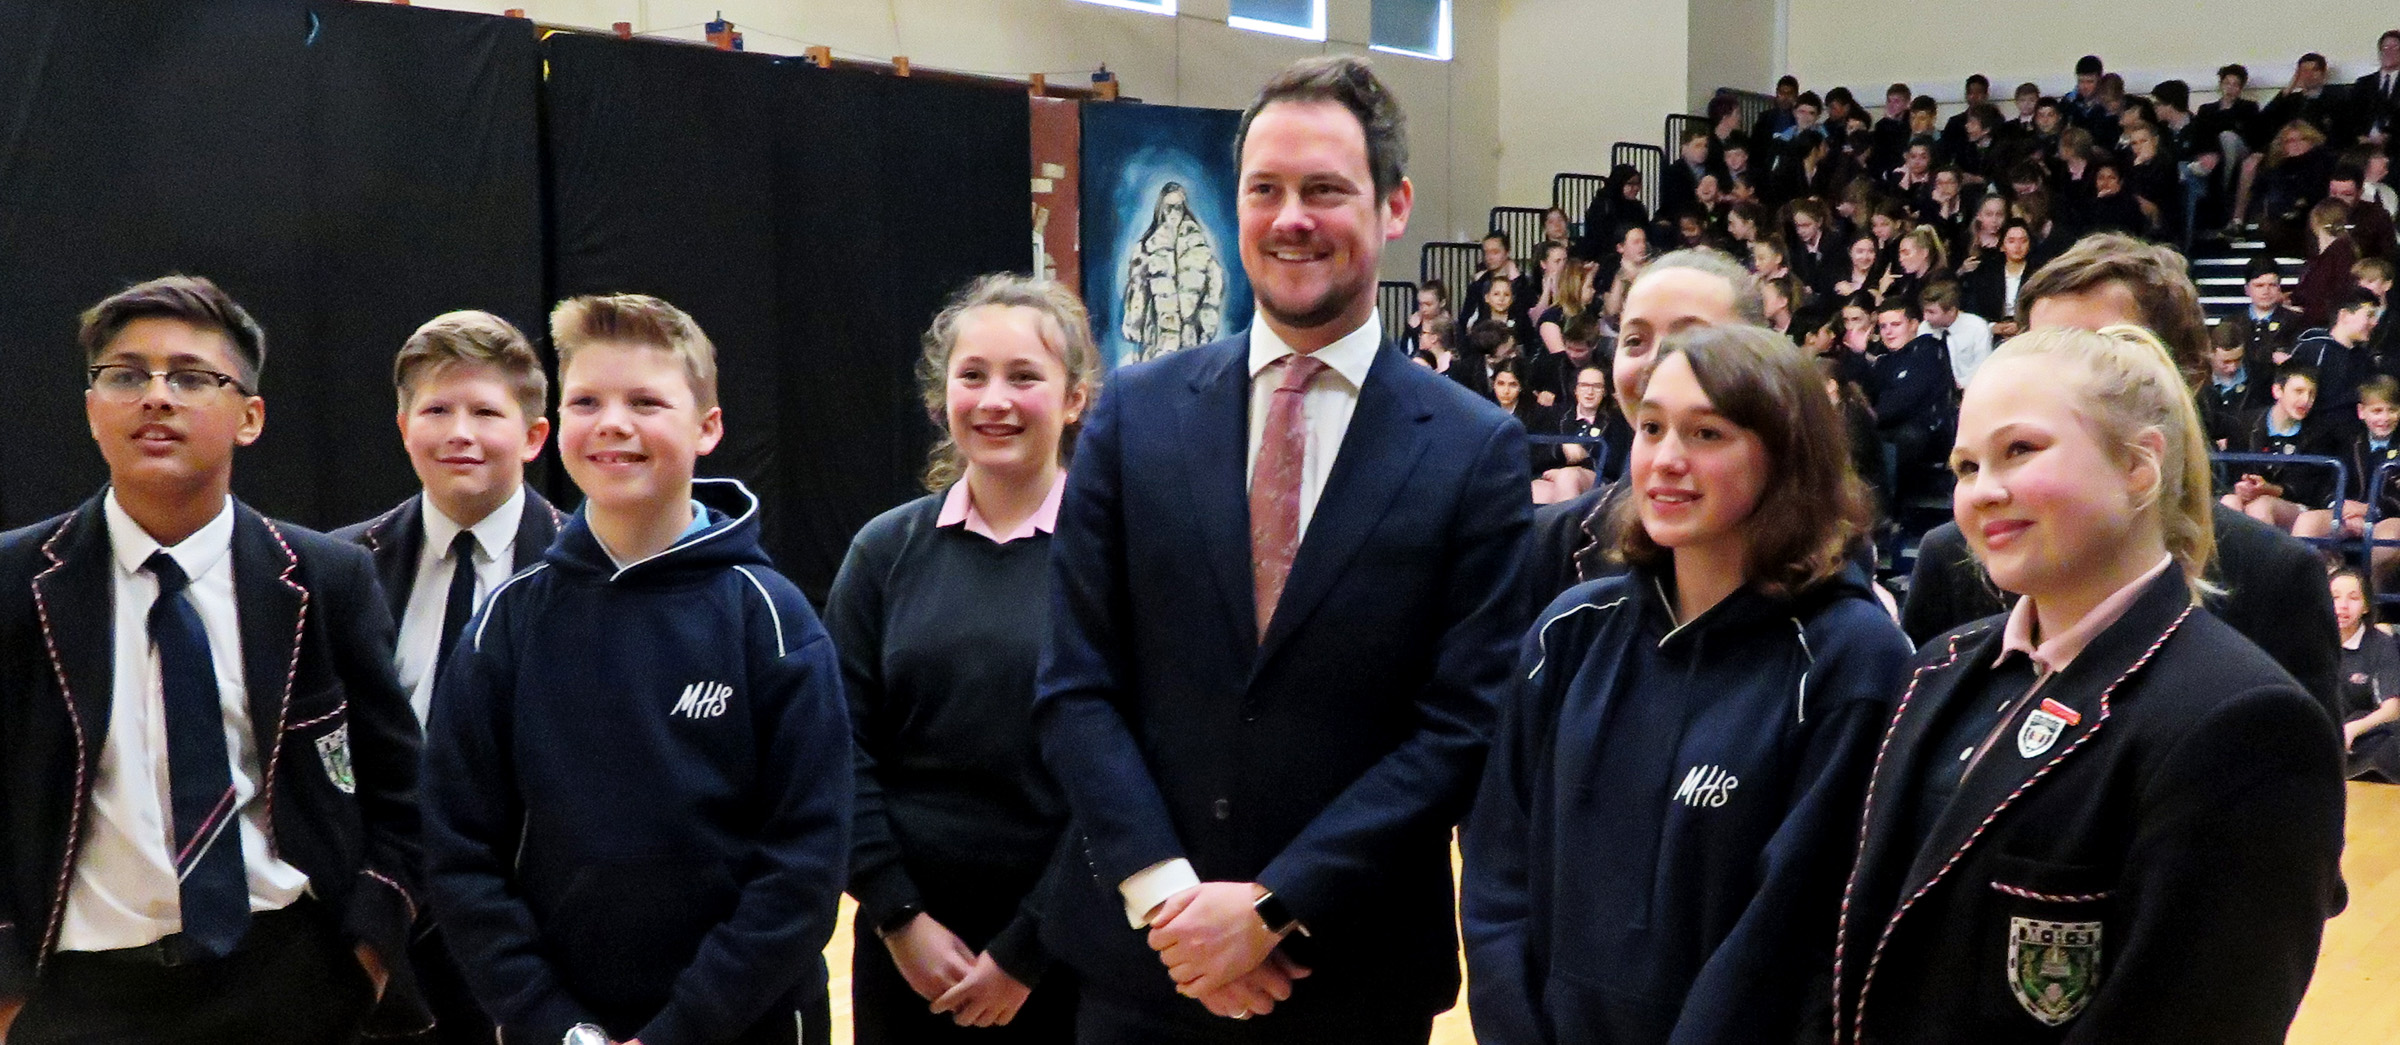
[851,921,1076,1045]
[412,925,495,1045]
[1072,991,1434,1045]
[12,900,374,1045]
[2351,722,2400,783]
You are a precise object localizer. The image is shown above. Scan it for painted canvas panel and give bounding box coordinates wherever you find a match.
[1080,101,1253,367]
[1030,96,1081,291]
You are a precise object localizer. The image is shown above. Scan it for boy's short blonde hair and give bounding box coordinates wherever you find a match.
[550,294,718,411]
[394,310,548,420]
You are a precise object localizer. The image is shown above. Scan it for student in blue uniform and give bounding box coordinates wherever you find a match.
[827,275,1099,1043]
[1832,326,2345,1044]
[1464,323,1914,1044]
[423,294,850,1045]
[2298,375,2400,567]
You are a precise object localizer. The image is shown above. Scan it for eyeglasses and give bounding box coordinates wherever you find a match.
[87,364,252,403]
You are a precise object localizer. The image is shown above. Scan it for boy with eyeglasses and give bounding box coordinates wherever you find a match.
[0,275,426,1042]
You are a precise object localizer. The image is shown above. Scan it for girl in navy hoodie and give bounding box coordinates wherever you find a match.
[1465,323,1914,1044]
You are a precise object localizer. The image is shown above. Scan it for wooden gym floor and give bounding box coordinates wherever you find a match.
[822,783,2400,1043]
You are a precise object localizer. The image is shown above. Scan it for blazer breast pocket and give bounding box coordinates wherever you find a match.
[286,685,355,795]
[1979,852,2115,1029]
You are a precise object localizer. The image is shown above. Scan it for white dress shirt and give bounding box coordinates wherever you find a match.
[1937,311,1996,389]
[60,492,309,951]
[394,486,526,724]
[1119,312,1383,928]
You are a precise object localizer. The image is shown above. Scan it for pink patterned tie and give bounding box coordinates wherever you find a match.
[1251,354,1326,641]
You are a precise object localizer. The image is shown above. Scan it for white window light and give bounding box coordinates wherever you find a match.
[1228,0,1327,42]
[1075,0,1176,15]
[1368,0,1451,61]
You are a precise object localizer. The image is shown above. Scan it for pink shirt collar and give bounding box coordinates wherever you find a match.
[1996,555,2174,675]
[938,471,1067,545]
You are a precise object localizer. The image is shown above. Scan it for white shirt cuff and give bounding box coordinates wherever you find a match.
[1120,858,1200,928]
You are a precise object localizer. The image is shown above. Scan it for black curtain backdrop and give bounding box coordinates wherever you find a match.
[0,0,545,531]
[543,34,1031,600]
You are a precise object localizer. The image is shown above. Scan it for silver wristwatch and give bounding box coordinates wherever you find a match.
[564,1025,609,1045]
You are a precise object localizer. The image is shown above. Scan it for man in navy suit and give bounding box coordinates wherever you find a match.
[0,276,425,1042]
[1036,55,1532,1043]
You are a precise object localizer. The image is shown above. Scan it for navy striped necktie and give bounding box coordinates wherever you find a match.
[145,550,250,957]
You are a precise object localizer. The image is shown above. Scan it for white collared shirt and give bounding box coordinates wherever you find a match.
[60,492,309,952]
[1938,311,1996,389]
[395,487,527,724]
[1116,313,1382,929]
[1243,311,1382,540]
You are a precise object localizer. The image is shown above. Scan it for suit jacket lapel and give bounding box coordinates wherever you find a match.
[231,504,306,781]
[514,488,565,572]
[1257,352,1431,665]
[360,495,421,626]
[30,496,117,764]
[1180,342,1262,648]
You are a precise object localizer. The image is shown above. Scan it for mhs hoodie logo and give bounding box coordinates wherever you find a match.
[672,681,733,719]
[1674,765,1739,808]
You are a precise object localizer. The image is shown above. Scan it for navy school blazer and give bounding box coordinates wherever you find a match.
[1036,334,1533,1026]
[1832,568,2345,1044]
[0,492,428,1034]
[331,488,566,628]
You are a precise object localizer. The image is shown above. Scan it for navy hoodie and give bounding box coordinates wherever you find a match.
[1463,563,1912,1045]
[423,479,851,1045]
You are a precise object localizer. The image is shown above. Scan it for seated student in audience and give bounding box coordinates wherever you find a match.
[1580,163,1651,264]
[2294,199,2361,326]
[1464,319,1522,404]
[2332,568,2400,783]
[2006,81,2042,135]
[1404,279,1450,353]
[2087,73,2132,151]
[2357,145,2397,218]
[2200,322,2272,448]
[2061,54,2106,121]
[2227,256,2311,376]
[1603,225,1655,322]
[1492,366,1555,478]
[1761,274,1800,336]
[1870,299,1956,491]
[2290,288,2384,421]
[2123,123,2185,236]
[2082,159,2152,237]
[2244,120,2337,245]
[1785,198,1840,290]
[1413,318,1464,386]
[2222,366,2340,531]
[332,311,564,1045]
[1901,233,2344,720]
[1832,232,1883,301]
[1463,232,1536,329]
[1778,91,1824,144]
[2362,257,2400,378]
[1825,292,1881,393]
[2050,127,2102,229]
[1532,264,1603,406]
[1940,76,1993,158]
[1836,323,2345,1045]
[2352,30,2400,146]
[2029,97,2070,159]
[1468,322,1909,1045]
[0,276,425,1044]
[1532,360,1611,504]
[1473,273,1539,361]
[1871,83,1913,174]
[1531,240,1571,313]
[425,293,850,1045]
[1887,137,1937,205]
[2200,64,2266,181]
[1815,351,1889,513]
[1773,130,1836,207]
[1723,201,1765,250]
[1921,279,1993,390]
[2302,374,2400,554]
[1749,235,1793,286]
[1916,167,1968,242]
[1953,193,2010,277]
[2263,52,2343,142]
[830,276,1095,1045]
[1704,93,1747,153]
[1879,226,1948,308]
[1754,76,1801,144]
[1964,219,2037,337]
[2150,81,2221,242]
[1661,127,1721,222]
[2330,158,2398,262]
[1542,206,1574,256]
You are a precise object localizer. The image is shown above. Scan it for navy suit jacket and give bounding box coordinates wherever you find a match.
[1035,334,1532,1027]
[0,493,427,1034]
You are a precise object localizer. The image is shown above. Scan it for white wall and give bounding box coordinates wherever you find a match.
[1786,1,2397,105]
[1685,0,1775,113]
[1493,0,1688,210]
[414,0,1499,283]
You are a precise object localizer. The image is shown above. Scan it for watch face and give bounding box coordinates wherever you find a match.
[566,1027,608,1045]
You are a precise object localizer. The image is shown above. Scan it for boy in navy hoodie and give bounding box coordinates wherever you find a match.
[422,294,850,1045]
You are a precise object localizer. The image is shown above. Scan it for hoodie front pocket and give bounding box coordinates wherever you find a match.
[546,855,738,1013]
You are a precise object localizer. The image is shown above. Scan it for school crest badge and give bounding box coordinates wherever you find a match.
[2017,710,2064,757]
[315,724,355,794]
[2008,917,2101,1025]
